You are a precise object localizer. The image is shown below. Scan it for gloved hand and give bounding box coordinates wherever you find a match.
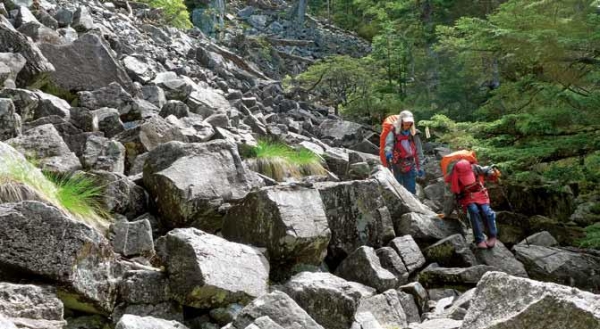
[417,169,425,177]
[385,151,393,164]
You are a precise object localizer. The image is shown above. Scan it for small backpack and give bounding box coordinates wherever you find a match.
[379,114,399,167]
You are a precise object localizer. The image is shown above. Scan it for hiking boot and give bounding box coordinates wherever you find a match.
[476,241,488,249]
[486,237,497,248]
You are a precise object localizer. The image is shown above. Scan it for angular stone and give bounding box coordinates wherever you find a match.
[151,72,193,101]
[397,291,420,324]
[232,291,323,329]
[357,289,408,329]
[90,107,124,138]
[315,180,395,267]
[109,218,154,257]
[518,231,558,247]
[394,212,463,246]
[72,7,94,32]
[389,235,426,274]
[375,247,409,285]
[82,135,126,174]
[0,15,54,87]
[222,186,330,280]
[283,272,375,329]
[418,264,497,290]
[318,119,365,147]
[0,52,26,88]
[0,201,117,313]
[87,170,148,220]
[159,100,189,118]
[399,282,429,315]
[513,244,600,291]
[141,84,167,108]
[461,271,600,329]
[39,33,132,92]
[336,246,398,292]
[115,314,188,329]
[165,115,215,142]
[473,240,528,277]
[187,84,231,117]
[17,21,62,44]
[0,282,66,329]
[423,234,477,268]
[143,140,261,232]
[0,98,21,140]
[157,228,269,308]
[123,55,156,83]
[7,123,81,174]
[118,270,169,305]
[409,318,462,329]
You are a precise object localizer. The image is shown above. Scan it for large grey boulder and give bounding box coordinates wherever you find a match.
[0,98,21,140]
[282,272,376,329]
[115,314,188,329]
[243,316,285,329]
[78,82,134,113]
[0,201,118,313]
[82,135,126,174]
[0,52,26,88]
[112,303,183,325]
[0,15,54,87]
[473,240,528,277]
[87,170,148,219]
[513,244,600,290]
[231,291,324,329]
[371,166,434,218]
[118,270,170,305]
[388,235,426,275]
[165,115,215,142]
[187,84,231,117]
[375,247,409,285]
[321,146,349,179]
[222,186,330,280]
[356,289,408,329]
[418,264,497,290]
[518,231,558,247]
[461,271,600,329]
[423,234,477,268]
[394,212,463,246]
[315,180,395,266]
[72,7,94,32]
[91,107,124,138]
[318,119,365,147]
[157,228,269,308]
[6,123,81,174]
[123,55,158,83]
[409,319,462,329]
[143,140,262,232]
[109,218,154,257]
[0,88,39,122]
[39,33,132,92]
[116,115,187,170]
[335,246,398,292]
[396,291,420,324]
[0,282,66,329]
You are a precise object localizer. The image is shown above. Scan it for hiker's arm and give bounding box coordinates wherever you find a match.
[414,134,425,167]
[473,164,494,177]
[384,131,394,153]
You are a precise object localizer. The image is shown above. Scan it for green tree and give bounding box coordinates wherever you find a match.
[139,0,193,29]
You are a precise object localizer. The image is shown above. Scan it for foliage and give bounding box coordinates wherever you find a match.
[578,222,600,249]
[0,156,110,231]
[138,0,192,29]
[242,139,326,181]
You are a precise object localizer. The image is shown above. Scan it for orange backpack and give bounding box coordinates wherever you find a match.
[440,150,478,179]
[379,115,399,167]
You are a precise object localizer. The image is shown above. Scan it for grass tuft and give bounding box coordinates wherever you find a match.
[578,223,600,249]
[245,139,327,181]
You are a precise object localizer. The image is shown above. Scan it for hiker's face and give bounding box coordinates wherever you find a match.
[402,122,413,130]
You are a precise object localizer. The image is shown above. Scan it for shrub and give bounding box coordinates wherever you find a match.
[244,140,326,182]
[578,223,600,249]
[138,0,193,29]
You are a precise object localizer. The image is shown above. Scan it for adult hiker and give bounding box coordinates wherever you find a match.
[439,157,501,249]
[382,110,425,195]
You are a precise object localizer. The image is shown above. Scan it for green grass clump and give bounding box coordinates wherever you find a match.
[0,155,110,232]
[245,140,327,182]
[578,223,600,249]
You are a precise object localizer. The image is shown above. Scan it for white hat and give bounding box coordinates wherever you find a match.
[399,110,414,123]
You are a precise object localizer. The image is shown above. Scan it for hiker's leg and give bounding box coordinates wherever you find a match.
[393,167,405,186]
[403,167,417,195]
[479,203,498,238]
[466,203,485,244]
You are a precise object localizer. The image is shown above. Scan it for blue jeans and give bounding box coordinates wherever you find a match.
[393,166,417,195]
[466,203,497,244]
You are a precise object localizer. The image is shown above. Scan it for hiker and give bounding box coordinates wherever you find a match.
[440,158,500,249]
[383,110,425,194]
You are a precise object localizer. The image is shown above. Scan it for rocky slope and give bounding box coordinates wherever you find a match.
[0,0,599,328]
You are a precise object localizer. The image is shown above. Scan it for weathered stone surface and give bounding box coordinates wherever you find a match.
[283,272,375,329]
[87,170,148,220]
[0,15,54,87]
[396,291,420,324]
[513,244,600,291]
[115,314,188,329]
[371,166,434,218]
[165,115,215,142]
[222,186,330,280]
[518,231,558,247]
[187,84,231,117]
[143,140,262,232]
[388,235,426,275]
[398,282,429,315]
[118,270,169,305]
[112,303,183,324]
[335,246,398,292]
[116,115,187,169]
[6,123,81,174]
[315,180,395,267]
[72,7,94,32]
[157,228,269,308]
[39,33,132,92]
[244,316,285,329]
[461,271,600,329]
[375,247,409,285]
[408,318,462,329]
[151,72,193,101]
[31,90,70,120]
[436,288,475,321]
[423,234,477,268]
[123,55,157,83]
[82,135,126,174]
[0,88,38,122]
[321,147,349,179]
[0,52,26,88]
[0,282,66,329]
[351,312,383,329]
[159,100,190,118]
[357,289,408,329]
[78,82,136,118]
[17,21,62,44]
[0,98,21,140]
[91,107,124,138]
[394,212,463,246]
[109,218,154,257]
[0,201,117,313]
[232,291,324,329]
[318,119,365,147]
[473,240,528,278]
[418,264,497,290]
[141,84,167,108]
